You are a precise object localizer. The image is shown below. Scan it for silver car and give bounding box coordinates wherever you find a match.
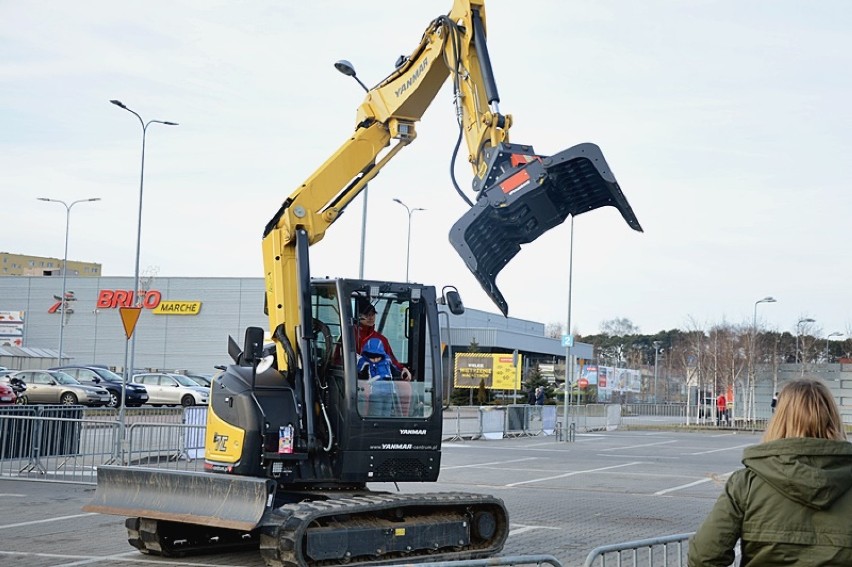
[11,370,112,406]
[131,373,209,407]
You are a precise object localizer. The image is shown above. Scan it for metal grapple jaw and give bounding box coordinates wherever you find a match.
[450,142,643,316]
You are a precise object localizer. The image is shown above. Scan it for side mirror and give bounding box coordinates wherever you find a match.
[444,290,464,315]
[93,376,101,383]
[243,327,265,367]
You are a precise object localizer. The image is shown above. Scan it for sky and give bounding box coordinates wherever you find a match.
[2,1,851,340]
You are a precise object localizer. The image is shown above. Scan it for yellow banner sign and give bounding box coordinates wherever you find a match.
[454,353,522,389]
[152,301,202,315]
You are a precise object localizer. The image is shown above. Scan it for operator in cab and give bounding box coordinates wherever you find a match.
[354,299,412,381]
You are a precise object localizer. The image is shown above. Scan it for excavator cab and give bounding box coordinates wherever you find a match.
[450,142,643,316]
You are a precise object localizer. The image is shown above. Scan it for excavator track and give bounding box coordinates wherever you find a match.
[123,491,507,567]
[258,491,508,567]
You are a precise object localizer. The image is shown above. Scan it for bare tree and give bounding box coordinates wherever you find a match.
[600,317,640,337]
[546,322,564,339]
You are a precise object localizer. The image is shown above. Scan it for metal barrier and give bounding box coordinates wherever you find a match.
[126,422,206,471]
[0,406,121,483]
[442,405,559,441]
[583,532,694,567]
[0,402,769,485]
[0,405,201,482]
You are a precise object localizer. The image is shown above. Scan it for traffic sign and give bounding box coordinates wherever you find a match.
[119,307,142,339]
[578,377,589,389]
[561,334,574,348]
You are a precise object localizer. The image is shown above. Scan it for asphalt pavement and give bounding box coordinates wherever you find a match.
[0,428,760,567]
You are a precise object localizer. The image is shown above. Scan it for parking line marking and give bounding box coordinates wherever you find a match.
[443,457,537,469]
[654,470,736,495]
[0,512,98,529]
[598,453,679,459]
[506,462,643,487]
[599,440,677,452]
[689,443,752,455]
[509,523,562,536]
[0,493,26,497]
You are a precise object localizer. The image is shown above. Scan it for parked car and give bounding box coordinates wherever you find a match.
[0,381,16,405]
[131,373,209,407]
[8,370,111,406]
[182,373,213,388]
[50,365,149,408]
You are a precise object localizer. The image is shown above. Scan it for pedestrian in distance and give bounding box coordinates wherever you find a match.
[771,391,778,414]
[533,386,545,420]
[688,378,852,566]
[716,393,727,426]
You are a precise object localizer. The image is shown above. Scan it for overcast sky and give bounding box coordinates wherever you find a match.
[2,1,851,340]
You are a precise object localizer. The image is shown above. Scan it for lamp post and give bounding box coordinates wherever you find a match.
[392,198,425,282]
[825,332,844,361]
[796,317,816,374]
[652,341,662,404]
[111,100,177,455]
[37,197,101,362]
[110,100,177,381]
[562,216,575,443]
[334,60,370,278]
[750,296,776,421]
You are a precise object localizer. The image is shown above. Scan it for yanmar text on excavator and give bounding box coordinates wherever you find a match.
[85,1,642,566]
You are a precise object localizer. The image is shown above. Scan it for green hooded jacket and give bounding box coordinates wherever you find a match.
[688,437,852,566]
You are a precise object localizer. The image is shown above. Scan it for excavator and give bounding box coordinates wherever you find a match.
[85,1,642,566]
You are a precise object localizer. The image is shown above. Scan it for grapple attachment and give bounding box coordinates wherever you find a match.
[450,142,642,315]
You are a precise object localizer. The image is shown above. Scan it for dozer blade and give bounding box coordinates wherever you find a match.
[83,465,273,531]
[450,142,642,316]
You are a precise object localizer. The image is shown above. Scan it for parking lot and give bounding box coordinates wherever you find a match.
[0,428,758,566]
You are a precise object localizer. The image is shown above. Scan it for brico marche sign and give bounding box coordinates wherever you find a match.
[94,289,202,316]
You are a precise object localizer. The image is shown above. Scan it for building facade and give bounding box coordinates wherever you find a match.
[0,252,101,277]
[0,276,584,380]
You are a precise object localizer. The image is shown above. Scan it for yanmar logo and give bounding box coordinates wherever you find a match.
[381,443,412,450]
[399,429,426,435]
[394,57,428,97]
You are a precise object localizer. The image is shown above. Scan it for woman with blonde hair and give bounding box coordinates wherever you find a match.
[688,378,852,566]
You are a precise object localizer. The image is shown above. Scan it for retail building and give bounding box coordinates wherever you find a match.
[0,276,588,381]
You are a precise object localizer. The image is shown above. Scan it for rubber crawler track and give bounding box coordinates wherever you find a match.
[124,491,508,567]
[258,491,508,567]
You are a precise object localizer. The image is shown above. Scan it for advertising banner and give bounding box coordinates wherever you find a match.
[579,364,641,401]
[0,310,24,347]
[454,353,522,390]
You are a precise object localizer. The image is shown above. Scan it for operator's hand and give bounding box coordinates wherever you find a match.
[401,367,412,381]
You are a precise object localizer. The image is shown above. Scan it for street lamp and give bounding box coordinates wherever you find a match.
[750,296,776,421]
[562,216,575,443]
[796,317,816,367]
[37,197,101,362]
[110,99,177,410]
[335,60,371,279]
[652,341,662,404]
[825,332,844,361]
[392,198,425,282]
